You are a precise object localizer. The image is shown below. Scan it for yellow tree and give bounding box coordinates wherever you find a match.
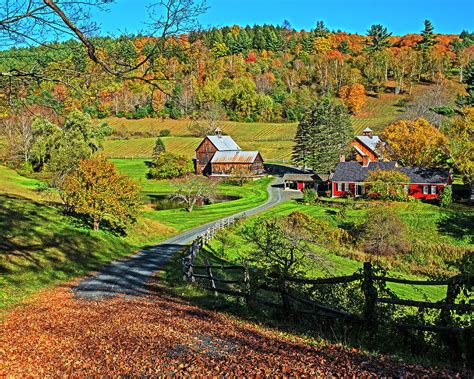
[62,156,141,232]
[339,83,366,114]
[380,118,450,166]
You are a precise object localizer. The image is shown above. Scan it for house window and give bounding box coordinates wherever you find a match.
[337,183,342,191]
[404,185,410,194]
[423,186,429,195]
[343,183,349,192]
[431,185,437,194]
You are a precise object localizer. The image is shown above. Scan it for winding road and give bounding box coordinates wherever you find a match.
[74,175,299,300]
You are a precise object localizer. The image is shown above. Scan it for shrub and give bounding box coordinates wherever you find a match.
[366,169,410,201]
[302,188,318,204]
[159,129,171,137]
[147,152,193,179]
[439,186,453,207]
[359,207,411,257]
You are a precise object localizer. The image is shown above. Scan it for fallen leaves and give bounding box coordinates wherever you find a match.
[0,284,469,376]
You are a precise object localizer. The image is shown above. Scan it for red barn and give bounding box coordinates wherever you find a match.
[331,161,451,199]
[194,130,264,177]
[352,128,384,162]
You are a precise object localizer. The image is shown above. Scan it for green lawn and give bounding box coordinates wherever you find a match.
[112,158,272,231]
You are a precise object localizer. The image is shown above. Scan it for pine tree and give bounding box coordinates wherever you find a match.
[417,19,437,50]
[153,137,166,157]
[338,39,351,54]
[365,24,392,52]
[292,98,353,174]
[457,60,474,106]
[314,20,329,38]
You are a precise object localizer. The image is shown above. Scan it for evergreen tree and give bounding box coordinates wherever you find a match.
[292,98,353,174]
[417,19,437,50]
[314,20,329,37]
[152,137,166,157]
[365,24,392,52]
[457,60,474,106]
[338,40,351,54]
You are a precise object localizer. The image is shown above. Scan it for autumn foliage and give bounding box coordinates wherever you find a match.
[62,155,141,231]
[338,83,366,114]
[0,285,467,376]
[380,118,450,166]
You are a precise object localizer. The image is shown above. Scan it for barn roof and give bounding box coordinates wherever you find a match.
[355,135,383,156]
[211,150,260,163]
[332,162,398,182]
[398,167,451,184]
[283,173,327,182]
[206,135,241,151]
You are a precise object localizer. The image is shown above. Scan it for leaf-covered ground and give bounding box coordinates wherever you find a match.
[0,283,468,377]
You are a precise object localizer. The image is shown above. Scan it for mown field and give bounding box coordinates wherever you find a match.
[103,90,407,160]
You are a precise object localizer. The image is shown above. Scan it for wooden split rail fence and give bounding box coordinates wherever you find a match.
[182,228,473,336]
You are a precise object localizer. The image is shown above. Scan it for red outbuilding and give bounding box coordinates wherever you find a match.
[331,161,451,200]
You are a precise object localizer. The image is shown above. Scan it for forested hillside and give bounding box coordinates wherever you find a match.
[1,22,472,122]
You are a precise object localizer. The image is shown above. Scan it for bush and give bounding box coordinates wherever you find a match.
[366,169,410,201]
[359,207,411,257]
[439,186,453,207]
[302,188,318,204]
[147,152,193,179]
[159,129,171,137]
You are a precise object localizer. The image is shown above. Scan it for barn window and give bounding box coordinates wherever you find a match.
[423,186,429,195]
[431,185,437,194]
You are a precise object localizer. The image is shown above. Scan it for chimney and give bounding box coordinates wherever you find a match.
[362,156,370,167]
[215,127,222,139]
[339,154,345,162]
[363,127,373,139]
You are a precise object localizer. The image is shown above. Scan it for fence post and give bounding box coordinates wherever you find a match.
[243,261,253,307]
[362,262,377,328]
[205,258,217,296]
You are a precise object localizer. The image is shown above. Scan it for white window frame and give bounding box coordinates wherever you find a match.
[423,186,429,195]
[431,185,437,194]
[337,183,342,192]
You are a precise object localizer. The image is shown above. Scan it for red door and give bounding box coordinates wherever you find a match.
[297,182,304,191]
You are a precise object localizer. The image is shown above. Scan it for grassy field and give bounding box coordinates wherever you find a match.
[188,199,473,302]
[0,160,271,311]
[112,158,271,231]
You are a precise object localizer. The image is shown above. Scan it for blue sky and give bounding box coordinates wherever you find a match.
[94,0,474,36]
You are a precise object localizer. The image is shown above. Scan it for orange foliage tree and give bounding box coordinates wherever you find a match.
[62,156,141,232]
[380,118,450,166]
[338,83,366,114]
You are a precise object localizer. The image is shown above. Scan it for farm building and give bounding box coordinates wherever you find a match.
[282,173,329,191]
[331,161,451,199]
[194,130,265,177]
[352,127,384,162]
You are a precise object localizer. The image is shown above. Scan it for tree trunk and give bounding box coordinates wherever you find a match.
[93,216,100,231]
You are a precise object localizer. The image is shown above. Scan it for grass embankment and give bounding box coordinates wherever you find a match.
[161,198,473,303]
[0,161,270,311]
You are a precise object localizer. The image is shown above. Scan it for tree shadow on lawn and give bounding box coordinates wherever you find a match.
[437,211,474,244]
[0,194,132,276]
